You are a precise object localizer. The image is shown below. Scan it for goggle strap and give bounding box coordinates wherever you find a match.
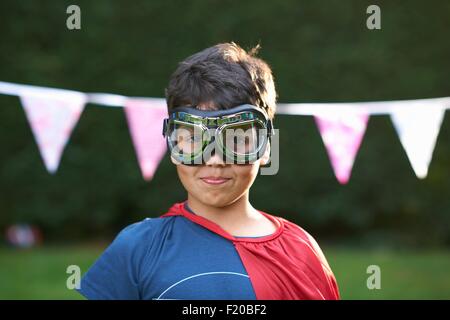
[268,120,274,136]
[162,118,169,137]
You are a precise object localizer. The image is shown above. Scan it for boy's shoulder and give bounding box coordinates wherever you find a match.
[260,210,312,240]
[111,215,179,249]
[269,213,334,271]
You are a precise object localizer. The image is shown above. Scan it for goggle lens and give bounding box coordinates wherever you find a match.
[220,122,265,156]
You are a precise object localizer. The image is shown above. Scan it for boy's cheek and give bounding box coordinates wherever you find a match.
[229,164,261,188]
[232,163,260,176]
[176,164,195,180]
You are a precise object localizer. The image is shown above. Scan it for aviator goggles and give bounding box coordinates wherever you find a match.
[162,104,274,165]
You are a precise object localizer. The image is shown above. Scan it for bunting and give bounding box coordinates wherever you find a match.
[314,111,369,184]
[19,91,86,173]
[124,98,168,181]
[0,81,449,183]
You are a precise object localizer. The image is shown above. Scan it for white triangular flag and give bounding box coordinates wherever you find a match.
[20,92,86,173]
[390,104,445,179]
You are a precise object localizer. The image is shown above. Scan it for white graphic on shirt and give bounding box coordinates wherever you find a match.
[155,271,250,300]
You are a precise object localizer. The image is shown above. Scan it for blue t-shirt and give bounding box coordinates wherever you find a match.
[78,214,257,299]
[78,202,340,300]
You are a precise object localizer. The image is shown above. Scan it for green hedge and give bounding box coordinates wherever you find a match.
[0,0,449,246]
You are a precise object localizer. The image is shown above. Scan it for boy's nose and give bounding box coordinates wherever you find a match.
[204,147,226,166]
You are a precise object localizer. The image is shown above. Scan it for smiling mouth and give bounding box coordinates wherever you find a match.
[200,177,231,185]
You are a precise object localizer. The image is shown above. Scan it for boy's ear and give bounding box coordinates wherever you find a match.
[260,141,271,166]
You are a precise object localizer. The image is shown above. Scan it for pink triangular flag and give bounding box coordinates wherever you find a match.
[124,98,168,181]
[20,93,86,173]
[315,111,369,184]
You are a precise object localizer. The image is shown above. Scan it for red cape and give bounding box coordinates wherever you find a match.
[162,202,340,300]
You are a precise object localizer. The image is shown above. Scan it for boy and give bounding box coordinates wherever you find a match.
[78,42,340,300]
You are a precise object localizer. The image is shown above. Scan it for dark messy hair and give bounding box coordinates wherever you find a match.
[165,42,277,119]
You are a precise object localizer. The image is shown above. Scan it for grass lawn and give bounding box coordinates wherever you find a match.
[325,247,450,299]
[0,245,449,299]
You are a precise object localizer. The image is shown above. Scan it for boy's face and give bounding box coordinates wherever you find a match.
[169,103,271,207]
[173,155,266,207]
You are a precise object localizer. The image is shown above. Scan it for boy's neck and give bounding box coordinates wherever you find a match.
[186,193,277,237]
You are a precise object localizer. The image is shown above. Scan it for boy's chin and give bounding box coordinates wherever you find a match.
[200,198,229,208]
[194,194,238,208]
